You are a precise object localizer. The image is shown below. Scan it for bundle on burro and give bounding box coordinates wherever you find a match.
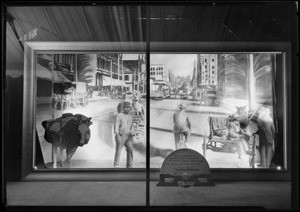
[42,113,92,168]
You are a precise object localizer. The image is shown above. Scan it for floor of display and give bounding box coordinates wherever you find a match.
[5,181,291,210]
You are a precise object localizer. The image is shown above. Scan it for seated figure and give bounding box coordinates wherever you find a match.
[227,118,250,141]
[227,106,251,158]
[227,106,250,141]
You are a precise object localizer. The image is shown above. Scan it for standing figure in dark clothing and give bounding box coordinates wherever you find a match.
[253,107,276,168]
[88,87,93,98]
[173,103,191,149]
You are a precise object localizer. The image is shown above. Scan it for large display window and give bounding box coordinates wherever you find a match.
[20,41,290,182]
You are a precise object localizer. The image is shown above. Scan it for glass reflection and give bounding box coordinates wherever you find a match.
[35,53,146,169]
[150,53,278,169]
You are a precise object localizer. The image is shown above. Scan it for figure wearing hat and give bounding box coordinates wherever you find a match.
[117,93,129,114]
[173,103,191,149]
[113,101,135,168]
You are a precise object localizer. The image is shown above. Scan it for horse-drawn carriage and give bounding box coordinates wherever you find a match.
[203,109,257,168]
[52,82,89,110]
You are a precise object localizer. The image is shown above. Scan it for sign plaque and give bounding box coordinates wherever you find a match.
[157,148,215,187]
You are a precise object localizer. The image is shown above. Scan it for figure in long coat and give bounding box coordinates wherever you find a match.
[254,107,276,168]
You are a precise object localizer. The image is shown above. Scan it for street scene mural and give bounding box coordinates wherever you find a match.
[36,53,147,169]
[150,53,279,169]
[35,52,281,169]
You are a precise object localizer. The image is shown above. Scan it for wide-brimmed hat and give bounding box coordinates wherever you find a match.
[178,103,186,109]
[123,101,131,108]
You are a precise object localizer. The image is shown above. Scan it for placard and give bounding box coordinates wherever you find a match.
[157,148,214,186]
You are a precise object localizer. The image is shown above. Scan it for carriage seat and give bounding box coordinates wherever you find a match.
[208,116,230,141]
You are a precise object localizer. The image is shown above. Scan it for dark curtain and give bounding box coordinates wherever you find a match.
[270,54,283,168]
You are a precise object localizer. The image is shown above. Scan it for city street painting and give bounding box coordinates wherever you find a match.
[35,52,282,169]
[150,53,280,169]
[35,53,147,169]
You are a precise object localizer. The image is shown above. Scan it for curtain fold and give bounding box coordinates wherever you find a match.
[270,53,284,168]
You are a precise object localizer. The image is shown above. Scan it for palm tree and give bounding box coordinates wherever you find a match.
[254,54,272,79]
[77,54,94,84]
[218,54,248,98]
[218,53,272,98]
[254,54,272,102]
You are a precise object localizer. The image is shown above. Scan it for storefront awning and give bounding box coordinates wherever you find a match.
[103,76,128,87]
[52,71,72,83]
[36,63,72,83]
[36,63,52,80]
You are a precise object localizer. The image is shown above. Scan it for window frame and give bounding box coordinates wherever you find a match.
[22,41,291,181]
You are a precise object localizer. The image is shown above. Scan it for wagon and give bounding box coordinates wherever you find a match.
[130,110,145,142]
[52,82,89,110]
[203,116,256,168]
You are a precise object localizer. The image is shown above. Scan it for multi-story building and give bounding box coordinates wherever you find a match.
[150,64,170,91]
[36,53,76,82]
[197,54,218,86]
[96,54,123,90]
[123,58,144,94]
[38,53,128,92]
[53,54,76,81]
[123,69,134,93]
[150,64,169,82]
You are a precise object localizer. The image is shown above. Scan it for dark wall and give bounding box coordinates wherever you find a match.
[5,76,23,181]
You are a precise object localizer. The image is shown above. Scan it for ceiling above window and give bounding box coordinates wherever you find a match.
[5,2,297,69]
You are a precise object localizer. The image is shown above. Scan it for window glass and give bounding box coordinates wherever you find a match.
[150,53,279,169]
[36,53,147,169]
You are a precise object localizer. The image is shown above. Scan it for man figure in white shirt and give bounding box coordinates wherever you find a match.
[113,101,134,168]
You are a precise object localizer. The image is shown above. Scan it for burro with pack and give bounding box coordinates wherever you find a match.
[42,113,92,168]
